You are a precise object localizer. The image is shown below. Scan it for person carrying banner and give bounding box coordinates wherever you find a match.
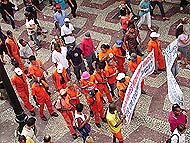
[116,73,131,101]
[148,32,165,73]
[128,53,146,94]
[86,89,107,128]
[93,63,112,103]
[106,102,125,143]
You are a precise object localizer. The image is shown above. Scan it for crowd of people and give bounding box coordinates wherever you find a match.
[0,0,190,143]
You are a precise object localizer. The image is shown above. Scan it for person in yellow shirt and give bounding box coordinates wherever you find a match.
[18,135,34,143]
[106,102,125,143]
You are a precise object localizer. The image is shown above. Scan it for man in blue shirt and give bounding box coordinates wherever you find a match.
[54,3,66,30]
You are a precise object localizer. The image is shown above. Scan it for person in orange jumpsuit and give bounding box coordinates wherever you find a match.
[28,55,48,80]
[11,67,35,116]
[93,63,112,103]
[128,53,146,94]
[54,89,77,139]
[66,81,81,112]
[5,30,26,72]
[31,77,58,121]
[98,44,114,62]
[112,40,127,73]
[87,89,107,128]
[104,59,117,98]
[148,32,165,73]
[116,73,131,101]
[52,64,69,92]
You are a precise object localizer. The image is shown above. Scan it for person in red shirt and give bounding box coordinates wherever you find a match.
[54,89,77,139]
[52,64,69,92]
[120,8,132,35]
[112,40,127,73]
[104,59,117,98]
[128,53,146,94]
[80,32,96,74]
[86,89,107,128]
[168,104,187,132]
[93,63,112,103]
[11,67,35,116]
[28,55,48,80]
[31,77,58,121]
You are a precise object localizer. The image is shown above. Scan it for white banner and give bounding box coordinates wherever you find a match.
[164,40,184,108]
[122,50,155,123]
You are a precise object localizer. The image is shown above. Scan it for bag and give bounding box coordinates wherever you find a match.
[84,123,91,133]
[166,134,179,143]
[54,98,62,111]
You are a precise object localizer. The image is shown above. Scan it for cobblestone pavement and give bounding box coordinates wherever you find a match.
[0,0,190,143]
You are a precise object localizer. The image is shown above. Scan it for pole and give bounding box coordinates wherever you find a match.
[0,61,28,135]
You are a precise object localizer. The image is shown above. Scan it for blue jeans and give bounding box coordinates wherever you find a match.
[79,128,89,143]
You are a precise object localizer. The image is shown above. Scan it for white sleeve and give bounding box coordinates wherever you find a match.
[171,135,179,143]
[61,27,65,36]
[51,52,56,64]
[70,24,74,31]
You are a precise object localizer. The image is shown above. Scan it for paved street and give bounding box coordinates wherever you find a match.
[0,0,190,143]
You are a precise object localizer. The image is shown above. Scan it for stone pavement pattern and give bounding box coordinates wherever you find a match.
[0,0,190,143]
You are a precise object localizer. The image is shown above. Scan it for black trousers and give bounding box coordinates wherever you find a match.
[1,11,15,29]
[68,0,77,17]
[180,0,189,7]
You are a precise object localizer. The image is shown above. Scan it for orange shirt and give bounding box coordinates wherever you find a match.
[52,67,68,91]
[93,70,107,89]
[28,60,44,78]
[117,76,131,100]
[128,56,142,74]
[11,73,28,92]
[80,75,96,95]
[98,48,113,62]
[6,36,20,57]
[66,84,80,106]
[86,91,103,112]
[112,43,126,58]
[31,82,50,103]
[104,64,117,84]
[147,38,162,60]
[60,95,72,109]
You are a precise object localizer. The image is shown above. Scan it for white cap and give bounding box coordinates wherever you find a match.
[57,64,63,74]
[150,32,160,38]
[116,73,125,80]
[64,18,70,23]
[60,89,67,95]
[14,67,23,75]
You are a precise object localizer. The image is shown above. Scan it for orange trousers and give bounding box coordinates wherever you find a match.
[39,100,54,117]
[61,111,76,134]
[93,108,105,124]
[18,89,34,112]
[156,54,165,70]
[13,54,26,71]
[112,129,124,142]
[117,58,125,73]
[98,84,112,103]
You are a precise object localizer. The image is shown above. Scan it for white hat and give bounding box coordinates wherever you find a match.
[150,32,160,38]
[57,64,63,74]
[64,18,70,23]
[60,89,67,95]
[14,67,23,75]
[116,73,125,80]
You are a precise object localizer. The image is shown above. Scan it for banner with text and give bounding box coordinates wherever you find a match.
[164,40,184,108]
[122,50,155,123]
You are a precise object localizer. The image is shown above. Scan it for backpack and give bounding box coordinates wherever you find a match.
[166,134,179,143]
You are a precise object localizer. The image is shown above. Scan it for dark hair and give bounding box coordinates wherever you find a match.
[177,124,186,133]
[29,55,36,61]
[26,117,36,126]
[76,103,84,112]
[44,135,51,142]
[109,102,116,112]
[95,62,100,69]
[6,30,12,35]
[54,43,60,49]
[19,39,24,45]
[172,103,180,111]
[176,25,184,38]
[18,135,26,142]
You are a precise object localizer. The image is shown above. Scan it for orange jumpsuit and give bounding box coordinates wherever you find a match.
[98,48,113,62]
[104,64,117,85]
[11,73,34,112]
[86,91,105,124]
[147,38,165,70]
[112,43,126,73]
[66,84,80,112]
[52,67,68,92]
[117,76,131,101]
[28,60,44,79]
[6,37,26,71]
[31,82,54,117]
[58,95,76,134]
[93,70,112,103]
[128,56,144,89]
[80,75,96,95]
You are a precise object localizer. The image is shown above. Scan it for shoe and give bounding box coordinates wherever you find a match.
[151,16,155,19]
[153,70,157,75]
[101,117,107,123]
[138,53,144,56]
[180,7,183,11]
[41,116,47,121]
[96,123,101,128]
[158,68,166,71]
[72,134,77,139]
[141,90,146,94]
[30,111,35,116]
[73,126,77,130]
[163,17,169,20]
[51,112,59,117]
[90,110,94,117]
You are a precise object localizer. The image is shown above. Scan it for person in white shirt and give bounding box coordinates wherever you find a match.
[21,117,41,143]
[171,124,186,143]
[61,18,75,46]
[51,43,70,76]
